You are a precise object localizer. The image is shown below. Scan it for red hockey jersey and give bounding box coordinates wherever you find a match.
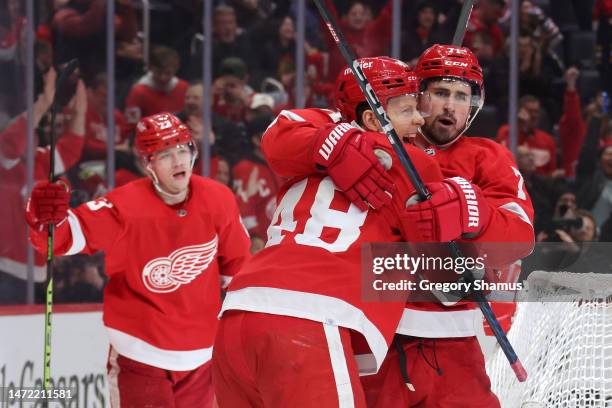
[256,110,535,339]
[232,159,281,239]
[29,176,250,370]
[221,109,444,374]
[397,137,535,338]
[1,115,84,281]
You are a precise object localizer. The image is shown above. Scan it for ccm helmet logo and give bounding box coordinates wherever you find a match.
[444,61,468,67]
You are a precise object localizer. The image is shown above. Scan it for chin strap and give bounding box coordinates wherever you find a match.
[146,165,188,202]
[145,150,197,203]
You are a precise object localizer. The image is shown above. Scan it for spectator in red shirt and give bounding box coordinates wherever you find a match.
[124,45,189,127]
[464,0,505,57]
[51,0,137,78]
[324,0,392,82]
[0,68,86,304]
[497,94,558,175]
[401,1,445,65]
[559,67,586,178]
[82,72,130,161]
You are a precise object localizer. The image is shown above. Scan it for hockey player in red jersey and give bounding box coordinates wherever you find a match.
[359,45,536,408]
[25,112,250,407]
[212,57,452,407]
[247,48,534,406]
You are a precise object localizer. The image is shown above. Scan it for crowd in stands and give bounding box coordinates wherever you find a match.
[0,0,611,304]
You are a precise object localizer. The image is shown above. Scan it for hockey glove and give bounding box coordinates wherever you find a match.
[399,177,490,242]
[25,179,70,231]
[313,122,394,211]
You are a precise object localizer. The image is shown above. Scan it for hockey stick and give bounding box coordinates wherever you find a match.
[42,59,79,397]
[452,0,475,46]
[312,0,527,382]
[448,0,529,382]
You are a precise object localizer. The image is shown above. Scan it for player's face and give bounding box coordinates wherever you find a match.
[386,94,425,143]
[149,144,193,194]
[421,79,472,145]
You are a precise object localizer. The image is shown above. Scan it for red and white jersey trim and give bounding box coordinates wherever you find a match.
[499,202,532,226]
[219,275,232,289]
[323,324,356,407]
[65,210,86,255]
[396,308,479,338]
[106,327,213,371]
[221,287,388,375]
[265,109,342,138]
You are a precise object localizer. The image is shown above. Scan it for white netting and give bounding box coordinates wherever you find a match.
[487,271,612,408]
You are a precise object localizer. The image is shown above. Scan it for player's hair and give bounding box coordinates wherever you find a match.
[149,45,181,70]
[355,102,370,127]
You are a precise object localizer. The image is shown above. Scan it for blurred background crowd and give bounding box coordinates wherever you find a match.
[0,0,610,304]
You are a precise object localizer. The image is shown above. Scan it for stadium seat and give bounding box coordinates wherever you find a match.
[567,31,596,68]
[577,69,601,103]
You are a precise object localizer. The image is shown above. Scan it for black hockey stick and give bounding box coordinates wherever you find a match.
[312,0,527,382]
[452,0,475,46]
[447,0,528,382]
[42,59,79,396]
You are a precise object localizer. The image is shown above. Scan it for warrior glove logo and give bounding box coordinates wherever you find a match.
[142,236,218,293]
[450,177,480,228]
[318,123,355,160]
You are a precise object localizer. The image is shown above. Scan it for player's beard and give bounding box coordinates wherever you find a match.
[421,113,463,145]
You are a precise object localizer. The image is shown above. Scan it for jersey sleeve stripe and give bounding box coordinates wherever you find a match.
[65,210,87,255]
[279,110,306,122]
[0,151,19,170]
[54,148,65,175]
[499,202,533,226]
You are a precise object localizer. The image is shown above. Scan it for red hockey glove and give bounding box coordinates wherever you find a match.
[25,179,70,231]
[399,177,491,242]
[313,123,394,211]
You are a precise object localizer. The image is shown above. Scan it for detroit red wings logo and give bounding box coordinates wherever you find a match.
[142,237,218,293]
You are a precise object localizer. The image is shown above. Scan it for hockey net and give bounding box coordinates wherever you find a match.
[486,271,612,408]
